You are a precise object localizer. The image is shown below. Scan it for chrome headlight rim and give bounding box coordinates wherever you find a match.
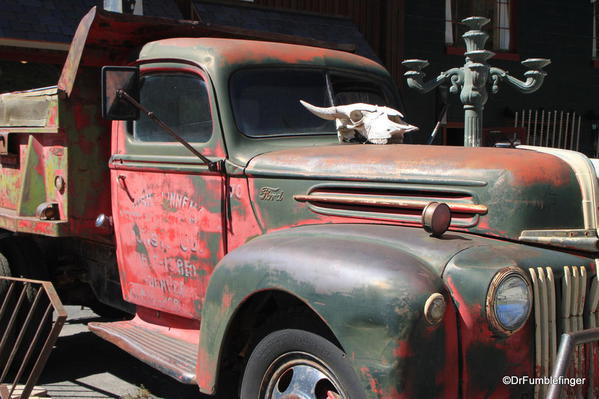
[486,266,532,336]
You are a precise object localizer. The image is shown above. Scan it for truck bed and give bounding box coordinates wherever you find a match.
[0,75,112,239]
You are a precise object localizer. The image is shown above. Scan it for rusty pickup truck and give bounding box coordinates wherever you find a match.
[1,6,598,399]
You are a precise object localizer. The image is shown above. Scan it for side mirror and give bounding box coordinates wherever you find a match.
[101,66,140,120]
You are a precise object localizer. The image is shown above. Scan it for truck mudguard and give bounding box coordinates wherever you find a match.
[198,224,486,397]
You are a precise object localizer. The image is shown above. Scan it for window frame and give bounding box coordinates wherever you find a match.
[445,0,519,59]
[122,64,224,159]
[129,68,213,144]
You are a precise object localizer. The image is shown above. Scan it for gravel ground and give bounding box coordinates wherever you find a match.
[37,306,210,399]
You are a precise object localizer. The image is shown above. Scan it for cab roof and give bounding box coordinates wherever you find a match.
[137,37,388,77]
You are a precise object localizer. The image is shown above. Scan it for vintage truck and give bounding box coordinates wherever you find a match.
[1,6,599,399]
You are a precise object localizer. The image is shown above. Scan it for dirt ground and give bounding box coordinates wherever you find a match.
[38,306,212,399]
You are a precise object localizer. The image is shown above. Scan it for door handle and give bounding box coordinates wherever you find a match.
[117,175,134,202]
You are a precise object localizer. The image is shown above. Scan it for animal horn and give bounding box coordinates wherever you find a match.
[300,100,346,120]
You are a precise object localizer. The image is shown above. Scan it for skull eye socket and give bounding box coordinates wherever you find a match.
[349,110,363,123]
[388,114,401,123]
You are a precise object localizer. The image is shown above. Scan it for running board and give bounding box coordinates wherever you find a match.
[88,317,199,384]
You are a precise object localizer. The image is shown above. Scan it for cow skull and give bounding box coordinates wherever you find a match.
[300,100,419,144]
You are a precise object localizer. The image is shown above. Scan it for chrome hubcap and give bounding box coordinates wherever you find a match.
[263,353,345,399]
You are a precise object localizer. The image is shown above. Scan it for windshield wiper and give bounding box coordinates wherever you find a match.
[117,90,220,171]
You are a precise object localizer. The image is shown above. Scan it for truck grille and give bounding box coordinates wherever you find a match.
[529,265,599,398]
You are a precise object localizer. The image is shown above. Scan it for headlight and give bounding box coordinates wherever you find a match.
[487,267,532,335]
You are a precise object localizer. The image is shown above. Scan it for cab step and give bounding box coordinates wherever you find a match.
[88,317,199,384]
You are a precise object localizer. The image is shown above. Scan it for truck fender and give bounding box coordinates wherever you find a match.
[197,224,464,398]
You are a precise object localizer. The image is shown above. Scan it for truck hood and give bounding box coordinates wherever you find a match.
[246,144,599,252]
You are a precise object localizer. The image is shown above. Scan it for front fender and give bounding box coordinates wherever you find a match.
[198,224,480,398]
[443,243,595,399]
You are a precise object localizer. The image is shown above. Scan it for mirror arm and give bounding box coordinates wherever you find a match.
[117,90,220,172]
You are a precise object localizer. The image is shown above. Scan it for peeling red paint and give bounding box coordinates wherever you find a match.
[393,340,412,358]
[196,344,217,394]
[359,367,384,396]
[220,287,233,314]
[111,159,225,319]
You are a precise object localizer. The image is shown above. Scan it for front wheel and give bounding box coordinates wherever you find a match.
[240,329,367,399]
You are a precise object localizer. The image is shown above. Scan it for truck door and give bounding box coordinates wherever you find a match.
[109,65,226,320]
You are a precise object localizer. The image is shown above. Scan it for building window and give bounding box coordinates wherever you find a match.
[445,0,513,51]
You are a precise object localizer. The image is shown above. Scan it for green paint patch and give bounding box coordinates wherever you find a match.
[132,224,149,257]
[161,197,178,213]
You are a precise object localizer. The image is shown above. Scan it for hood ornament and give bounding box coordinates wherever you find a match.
[300,100,419,144]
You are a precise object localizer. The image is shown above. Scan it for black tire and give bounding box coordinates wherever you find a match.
[0,250,12,367]
[0,236,48,282]
[0,249,10,295]
[240,329,367,399]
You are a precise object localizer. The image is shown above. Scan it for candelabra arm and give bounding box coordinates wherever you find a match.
[489,58,550,94]
[404,67,464,94]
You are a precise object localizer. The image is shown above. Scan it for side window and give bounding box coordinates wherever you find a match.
[133,73,212,143]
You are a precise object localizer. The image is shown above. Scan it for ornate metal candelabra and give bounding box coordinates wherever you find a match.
[402,16,550,147]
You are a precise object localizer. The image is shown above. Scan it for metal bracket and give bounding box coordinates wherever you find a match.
[0,277,66,399]
[547,328,599,399]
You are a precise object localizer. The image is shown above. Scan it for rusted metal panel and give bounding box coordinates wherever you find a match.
[111,167,224,319]
[0,87,59,129]
[246,144,584,244]
[199,223,469,397]
[0,277,66,399]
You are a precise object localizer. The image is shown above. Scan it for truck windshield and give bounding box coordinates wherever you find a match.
[230,68,393,137]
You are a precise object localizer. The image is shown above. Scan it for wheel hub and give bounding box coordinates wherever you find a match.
[264,354,345,399]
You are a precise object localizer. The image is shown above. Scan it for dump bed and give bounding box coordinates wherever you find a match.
[0,78,111,238]
[0,87,64,231]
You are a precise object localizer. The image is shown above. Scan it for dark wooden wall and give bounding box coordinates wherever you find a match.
[247,0,406,83]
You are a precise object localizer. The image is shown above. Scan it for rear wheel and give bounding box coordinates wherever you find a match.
[240,329,366,399]
[0,249,10,295]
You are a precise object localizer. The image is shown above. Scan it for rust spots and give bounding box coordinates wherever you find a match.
[444,276,480,329]
[73,103,91,130]
[393,340,413,358]
[150,37,382,71]
[247,144,573,187]
[196,345,217,394]
[220,286,234,315]
[47,104,59,127]
[359,367,384,397]
[446,271,534,398]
